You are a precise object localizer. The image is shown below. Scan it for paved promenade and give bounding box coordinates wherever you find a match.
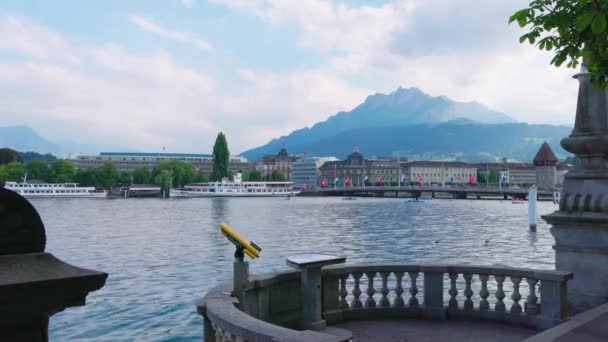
[333,319,536,342]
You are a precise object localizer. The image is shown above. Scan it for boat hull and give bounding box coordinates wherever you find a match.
[170,190,299,198]
[15,192,108,198]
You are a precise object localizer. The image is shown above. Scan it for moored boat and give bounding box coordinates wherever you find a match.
[170,173,299,198]
[4,181,108,198]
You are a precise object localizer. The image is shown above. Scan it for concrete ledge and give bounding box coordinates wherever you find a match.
[522,302,608,342]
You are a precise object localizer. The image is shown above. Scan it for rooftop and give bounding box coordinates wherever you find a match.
[533,142,558,163]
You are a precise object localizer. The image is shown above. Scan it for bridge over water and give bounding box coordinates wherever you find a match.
[309,185,557,200]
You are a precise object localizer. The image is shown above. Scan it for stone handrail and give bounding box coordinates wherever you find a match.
[322,264,573,329]
[198,279,350,342]
[199,264,572,341]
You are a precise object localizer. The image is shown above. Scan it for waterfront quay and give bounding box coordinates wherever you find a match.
[304,185,556,200]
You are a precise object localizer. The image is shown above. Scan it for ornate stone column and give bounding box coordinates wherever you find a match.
[543,65,608,306]
[0,188,107,341]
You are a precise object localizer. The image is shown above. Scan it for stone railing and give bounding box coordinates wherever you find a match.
[322,264,572,330]
[199,264,573,341]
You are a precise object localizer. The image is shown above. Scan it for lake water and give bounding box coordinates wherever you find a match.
[32,197,558,341]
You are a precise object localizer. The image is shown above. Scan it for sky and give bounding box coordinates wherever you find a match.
[0,0,579,154]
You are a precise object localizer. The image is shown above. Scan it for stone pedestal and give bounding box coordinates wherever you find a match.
[286,254,346,331]
[0,188,107,341]
[543,65,608,306]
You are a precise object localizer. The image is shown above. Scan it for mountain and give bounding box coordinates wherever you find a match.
[241,87,570,162]
[0,125,61,154]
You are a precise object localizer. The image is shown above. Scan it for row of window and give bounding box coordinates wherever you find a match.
[21,190,88,194]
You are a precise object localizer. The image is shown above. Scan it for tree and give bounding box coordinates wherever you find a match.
[152,160,194,187]
[95,163,119,189]
[0,148,21,165]
[510,0,608,88]
[132,167,151,184]
[211,132,230,181]
[118,171,132,186]
[5,161,26,181]
[269,170,286,181]
[49,160,75,183]
[248,170,262,181]
[155,169,173,194]
[75,168,98,186]
[26,160,49,180]
[0,165,7,184]
[193,170,208,183]
[19,151,56,164]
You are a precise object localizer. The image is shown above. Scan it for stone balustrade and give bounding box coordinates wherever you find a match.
[199,264,573,341]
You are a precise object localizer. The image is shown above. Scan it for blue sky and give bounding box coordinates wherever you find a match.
[0,0,578,154]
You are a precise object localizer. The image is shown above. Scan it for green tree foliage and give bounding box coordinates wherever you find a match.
[132,167,151,184]
[268,170,286,181]
[74,169,98,187]
[95,163,119,189]
[510,0,608,88]
[6,161,26,181]
[193,170,208,183]
[488,169,501,184]
[49,160,75,183]
[152,160,194,187]
[155,169,173,193]
[26,160,49,180]
[118,171,132,186]
[211,132,230,181]
[0,148,21,165]
[248,170,263,181]
[0,165,7,184]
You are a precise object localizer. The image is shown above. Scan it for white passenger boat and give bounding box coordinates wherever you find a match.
[4,181,108,198]
[170,173,299,198]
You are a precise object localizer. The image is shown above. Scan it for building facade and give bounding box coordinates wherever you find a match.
[401,161,478,185]
[71,152,249,175]
[292,157,338,189]
[473,162,536,186]
[256,147,299,180]
[318,147,402,186]
[534,142,558,189]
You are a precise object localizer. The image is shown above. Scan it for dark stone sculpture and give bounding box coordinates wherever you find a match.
[0,188,108,341]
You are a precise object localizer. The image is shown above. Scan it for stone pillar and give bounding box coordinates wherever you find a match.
[0,188,107,342]
[543,65,608,306]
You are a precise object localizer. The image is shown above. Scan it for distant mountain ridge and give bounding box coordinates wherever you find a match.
[0,125,60,154]
[241,87,570,162]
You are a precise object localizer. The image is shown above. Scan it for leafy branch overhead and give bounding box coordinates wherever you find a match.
[510,0,608,88]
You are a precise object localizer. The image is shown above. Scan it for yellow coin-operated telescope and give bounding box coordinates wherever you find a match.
[220,223,262,261]
[220,223,262,304]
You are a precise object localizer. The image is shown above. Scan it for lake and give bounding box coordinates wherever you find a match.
[31,197,558,341]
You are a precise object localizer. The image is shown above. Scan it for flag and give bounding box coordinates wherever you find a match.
[375,176,384,185]
[501,175,506,185]
[321,178,327,188]
[418,175,423,185]
[345,176,351,186]
[301,180,308,192]
[334,177,339,186]
[401,174,407,185]
[363,175,369,185]
[449,176,454,184]
[469,174,474,186]
[330,170,335,176]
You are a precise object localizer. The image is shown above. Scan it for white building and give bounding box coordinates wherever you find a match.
[292,157,338,189]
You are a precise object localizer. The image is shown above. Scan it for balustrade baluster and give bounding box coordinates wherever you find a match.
[365,272,377,308]
[448,273,459,309]
[510,276,523,314]
[379,272,390,307]
[494,275,506,312]
[339,275,349,310]
[525,278,539,315]
[394,272,405,308]
[479,274,490,311]
[351,273,363,309]
[408,271,419,307]
[463,273,474,311]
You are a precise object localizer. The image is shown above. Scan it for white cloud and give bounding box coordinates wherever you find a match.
[129,14,212,52]
[181,0,194,8]
[211,0,578,125]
